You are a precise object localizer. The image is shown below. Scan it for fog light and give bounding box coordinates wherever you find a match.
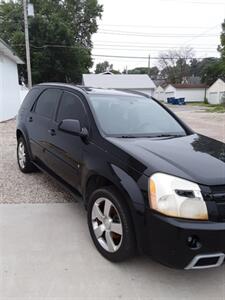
[187,235,202,250]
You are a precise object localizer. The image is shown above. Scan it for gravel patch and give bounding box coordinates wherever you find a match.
[168,105,225,143]
[0,119,73,204]
[0,109,224,204]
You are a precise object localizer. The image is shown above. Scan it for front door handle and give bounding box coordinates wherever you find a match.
[28,116,33,122]
[48,129,56,136]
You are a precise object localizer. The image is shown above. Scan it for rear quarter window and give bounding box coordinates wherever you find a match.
[20,88,41,112]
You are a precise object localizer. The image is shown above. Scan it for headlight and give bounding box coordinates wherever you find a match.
[149,173,208,220]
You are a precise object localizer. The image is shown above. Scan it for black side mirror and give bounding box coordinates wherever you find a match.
[59,119,88,138]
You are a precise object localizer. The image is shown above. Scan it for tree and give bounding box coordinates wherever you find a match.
[95,61,120,74]
[198,58,224,85]
[127,66,159,79]
[219,19,225,61]
[95,61,112,73]
[158,47,194,83]
[0,0,103,84]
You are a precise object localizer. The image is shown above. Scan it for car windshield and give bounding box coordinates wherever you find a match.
[89,94,186,137]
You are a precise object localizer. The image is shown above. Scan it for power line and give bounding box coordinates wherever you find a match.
[93,40,218,47]
[93,47,218,54]
[184,24,220,45]
[94,43,217,50]
[98,30,219,38]
[99,24,220,29]
[10,43,218,60]
[159,0,225,5]
[92,54,212,60]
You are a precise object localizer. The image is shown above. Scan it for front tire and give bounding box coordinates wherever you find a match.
[87,187,136,262]
[17,136,36,173]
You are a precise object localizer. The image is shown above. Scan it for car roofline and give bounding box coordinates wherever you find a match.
[37,82,87,94]
[36,83,150,98]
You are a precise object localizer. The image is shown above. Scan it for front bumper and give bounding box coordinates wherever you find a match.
[145,211,225,269]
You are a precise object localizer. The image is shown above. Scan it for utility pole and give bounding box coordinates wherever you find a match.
[23,0,32,89]
[148,54,151,76]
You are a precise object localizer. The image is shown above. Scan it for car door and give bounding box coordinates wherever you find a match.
[26,88,62,165]
[45,91,89,191]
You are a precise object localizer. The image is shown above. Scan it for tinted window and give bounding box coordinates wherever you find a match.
[57,92,86,126]
[35,89,62,119]
[89,95,186,137]
[20,88,41,111]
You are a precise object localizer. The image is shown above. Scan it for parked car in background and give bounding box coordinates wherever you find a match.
[17,83,225,269]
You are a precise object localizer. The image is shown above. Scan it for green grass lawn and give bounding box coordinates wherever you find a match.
[188,102,225,113]
[206,105,225,113]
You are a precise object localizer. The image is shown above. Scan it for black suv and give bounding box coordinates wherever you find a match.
[17,83,225,269]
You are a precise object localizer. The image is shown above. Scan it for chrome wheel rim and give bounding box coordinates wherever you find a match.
[91,197,123,253]
[18,141,26,169]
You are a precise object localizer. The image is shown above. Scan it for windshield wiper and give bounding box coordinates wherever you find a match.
[118,134,185,139]
[120,135,139,138]
[151,134,185,138]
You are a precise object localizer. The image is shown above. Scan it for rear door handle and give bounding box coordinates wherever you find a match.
[48,129,56,136]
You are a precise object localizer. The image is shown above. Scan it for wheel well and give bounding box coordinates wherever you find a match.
[85,174,133,212]
[85,175,113,204]
[85,174,139,252]
[16,129,23,140]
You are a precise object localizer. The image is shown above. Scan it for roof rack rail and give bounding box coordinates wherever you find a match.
[116,89,151,98]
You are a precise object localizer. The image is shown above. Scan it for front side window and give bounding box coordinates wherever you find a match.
[56,92,86,127]
[35,89,62,119]
[89,94,186,137]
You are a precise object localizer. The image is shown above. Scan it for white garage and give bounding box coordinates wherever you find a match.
[164,84,207,103]
[0,39,23,122]
[82,73,156,97]
[207,79,225,105]
[153,85,165,101]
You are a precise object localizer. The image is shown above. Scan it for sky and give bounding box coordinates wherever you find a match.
[91,0,225,72]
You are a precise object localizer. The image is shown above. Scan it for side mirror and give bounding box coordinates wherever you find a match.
[58,119,88,138]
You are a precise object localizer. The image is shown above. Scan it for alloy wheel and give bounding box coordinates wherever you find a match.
[91,197,123,253]
[18,141,26,169]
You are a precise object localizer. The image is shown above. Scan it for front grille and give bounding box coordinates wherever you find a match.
[210,185,225,222]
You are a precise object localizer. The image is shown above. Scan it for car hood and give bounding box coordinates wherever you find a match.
[107,134,225,186]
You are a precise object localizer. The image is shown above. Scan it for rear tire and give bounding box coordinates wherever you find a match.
[87,186,136,262]
[17,136,36,173]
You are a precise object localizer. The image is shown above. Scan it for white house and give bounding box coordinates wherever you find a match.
[207,79,225,105]
[164,84,208,103]
[0,39,23,122]
[153,85,165,101]
[82,73,156,97]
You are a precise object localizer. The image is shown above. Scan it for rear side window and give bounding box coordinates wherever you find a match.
[56,92,87,126]
[35,89,62,119]
[20,88,41,111]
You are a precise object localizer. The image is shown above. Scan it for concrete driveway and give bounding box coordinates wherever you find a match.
[0,203,225,300]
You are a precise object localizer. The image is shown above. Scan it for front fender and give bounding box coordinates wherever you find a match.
[111,164,146,214]
[83,162,148,254]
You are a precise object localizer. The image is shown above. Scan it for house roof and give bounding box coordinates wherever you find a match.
[0,39,24,64]
[171,83,208,89]
[83,74,156,89]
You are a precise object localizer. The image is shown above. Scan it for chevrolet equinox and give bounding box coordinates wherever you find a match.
[17,83,225,269]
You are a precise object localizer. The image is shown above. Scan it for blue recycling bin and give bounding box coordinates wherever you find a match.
[179,98,186,105]
[167,97,186,105]
[167,97,175,104]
